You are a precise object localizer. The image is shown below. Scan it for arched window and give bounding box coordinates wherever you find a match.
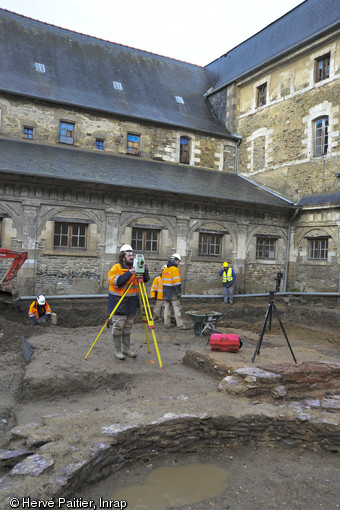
[314,117,328,156]
[180,136,190,164]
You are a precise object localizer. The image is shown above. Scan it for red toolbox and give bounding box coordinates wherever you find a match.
[209,333,242,352]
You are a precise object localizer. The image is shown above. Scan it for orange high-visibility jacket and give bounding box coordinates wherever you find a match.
[28,301,52,319]
[162,263,181,301]
[107,262,149,315]
[108,263,139,297]
[150,275,163,300]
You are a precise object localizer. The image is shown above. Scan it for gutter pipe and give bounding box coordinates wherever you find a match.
[18,292,340,301]
[232,133,293,205]
[284,207,300,292]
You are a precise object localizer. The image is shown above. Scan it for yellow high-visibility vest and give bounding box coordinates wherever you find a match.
[222,267,233,283]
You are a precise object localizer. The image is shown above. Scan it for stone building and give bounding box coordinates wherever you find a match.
[0,0,339,296]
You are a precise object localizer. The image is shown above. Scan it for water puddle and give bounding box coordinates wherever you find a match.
[111,462,230,510]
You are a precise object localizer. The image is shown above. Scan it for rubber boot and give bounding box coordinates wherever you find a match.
[113,335,125,360]
[122,334,136,358]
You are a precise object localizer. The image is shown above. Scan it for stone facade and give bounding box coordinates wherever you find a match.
[0,171,291,296]
[0,95,233,171]
[207,27,340,294]
[233,37,340,201]
[0,8,339,297]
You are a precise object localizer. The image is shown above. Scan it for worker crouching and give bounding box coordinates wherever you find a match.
[28,294,52,326]
[108,244,150,360]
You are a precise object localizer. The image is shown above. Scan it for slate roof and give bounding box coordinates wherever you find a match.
[206,0,340,92]
[0,139,293,209]
[0,9,229,138]
[297,193,340,206]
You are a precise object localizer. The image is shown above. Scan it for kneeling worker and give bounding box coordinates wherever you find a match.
[108,244,150,360]
[28,294,52,326]
[162,253,189,330]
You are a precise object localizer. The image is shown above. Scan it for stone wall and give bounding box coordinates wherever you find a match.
[0,95,232,172]
[0,172,291,296]
[235,37,340,202]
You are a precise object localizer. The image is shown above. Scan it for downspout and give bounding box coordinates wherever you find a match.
[232,132,296,290]
[232,133,293,205]
[284,208,299,292]
[233,134,242,173]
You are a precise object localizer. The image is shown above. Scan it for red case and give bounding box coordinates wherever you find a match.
[209,333,241,352]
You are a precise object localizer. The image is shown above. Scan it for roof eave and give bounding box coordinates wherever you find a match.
[205,22,340,96]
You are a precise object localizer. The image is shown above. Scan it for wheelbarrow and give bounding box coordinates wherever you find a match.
[185,310,234,337]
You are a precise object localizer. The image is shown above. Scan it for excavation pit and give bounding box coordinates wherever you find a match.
[0,298,340,507]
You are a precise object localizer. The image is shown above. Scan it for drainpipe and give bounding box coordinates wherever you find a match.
[232,134,293,205]
[284,208,299,292]
[232,134,242,174]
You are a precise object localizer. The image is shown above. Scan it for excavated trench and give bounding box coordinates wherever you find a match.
[0,297,340,508]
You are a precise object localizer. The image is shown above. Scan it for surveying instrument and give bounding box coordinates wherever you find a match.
[84,254,163,369]
[251,272,297,364]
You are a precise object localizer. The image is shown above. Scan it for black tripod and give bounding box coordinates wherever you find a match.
[251,274,297,364]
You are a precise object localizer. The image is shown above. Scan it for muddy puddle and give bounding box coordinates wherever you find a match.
[79,444,340,510]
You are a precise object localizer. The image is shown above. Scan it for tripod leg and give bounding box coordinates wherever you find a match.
[268,305,273,331]
[138,290,151,353]
[273,304,297,363]
[84,281,133,360]
[138,280,163,369]
[251,304,271,363]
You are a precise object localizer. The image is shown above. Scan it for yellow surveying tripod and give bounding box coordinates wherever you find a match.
[84,269,163,369]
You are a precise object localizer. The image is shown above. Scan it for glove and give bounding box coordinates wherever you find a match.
[29,316,38,326]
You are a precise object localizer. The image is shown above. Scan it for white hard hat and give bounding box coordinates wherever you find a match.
[171,253,181,261]
[162,265,167,270]
[37,294,46,305]
[120,244,133,252]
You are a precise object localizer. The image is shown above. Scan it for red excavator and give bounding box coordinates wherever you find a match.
[0,248,28,299]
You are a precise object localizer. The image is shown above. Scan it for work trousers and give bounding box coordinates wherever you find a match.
[164,299,184,327]
[223,285,234,304]
[112,314,135,336]
[153,299,164,320]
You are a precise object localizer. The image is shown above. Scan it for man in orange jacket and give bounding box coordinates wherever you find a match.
[162,253,189,330]
[150,265,166,322]
[28,294,52,326]
[108,244,149,360]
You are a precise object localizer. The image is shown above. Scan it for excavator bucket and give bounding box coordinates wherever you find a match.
[0,249,28,301]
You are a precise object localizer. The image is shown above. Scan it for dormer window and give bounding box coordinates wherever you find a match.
[35,63,45,73]
[113,81,123,90]
[175,96,184,104]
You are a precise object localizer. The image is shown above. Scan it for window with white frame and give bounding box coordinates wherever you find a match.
[314,117,328,156]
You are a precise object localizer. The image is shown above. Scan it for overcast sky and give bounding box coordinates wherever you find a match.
[0,0,304,66]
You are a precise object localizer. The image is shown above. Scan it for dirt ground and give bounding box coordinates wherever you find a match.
[1,295,340,508]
